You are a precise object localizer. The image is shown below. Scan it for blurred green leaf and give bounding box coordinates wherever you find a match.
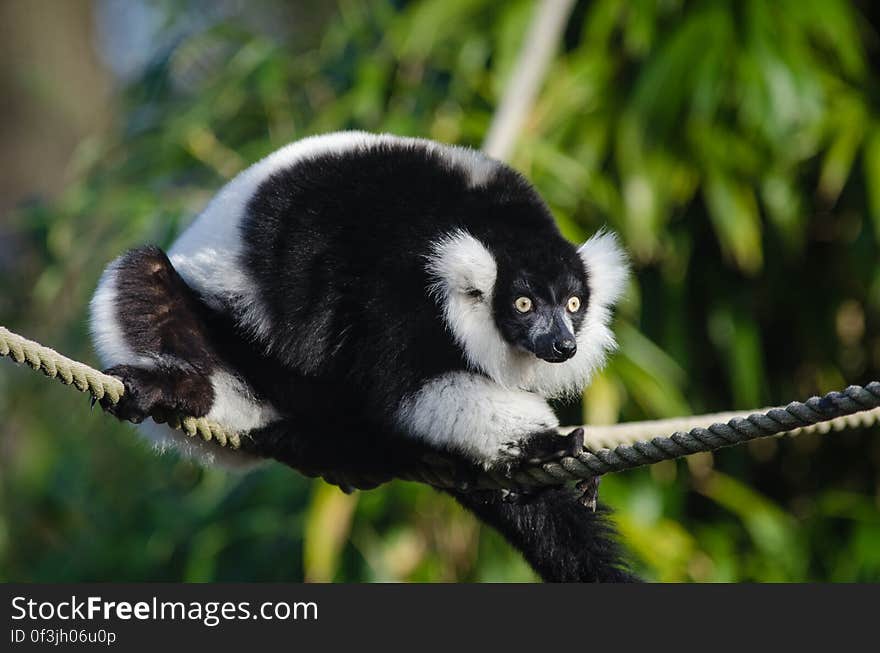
[703,170,763,275]
[864,125,880,243]
[303,481,359,582]
[698,472,806,580]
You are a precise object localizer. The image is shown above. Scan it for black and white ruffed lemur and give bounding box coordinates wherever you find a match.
[90,132,636,582]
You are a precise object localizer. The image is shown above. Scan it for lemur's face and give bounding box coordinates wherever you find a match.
[427,224,626,395]
[493,264,589,363]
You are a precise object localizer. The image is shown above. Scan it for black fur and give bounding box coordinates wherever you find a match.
[453,489,638,582]
[95,136,634,582]
[239,143,587,417]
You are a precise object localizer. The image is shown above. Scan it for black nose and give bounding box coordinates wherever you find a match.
[553,338,577,358]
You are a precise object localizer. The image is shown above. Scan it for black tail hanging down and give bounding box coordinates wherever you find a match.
[452,487,639,582]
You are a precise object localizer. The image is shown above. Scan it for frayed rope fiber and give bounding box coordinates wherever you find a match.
[2,325,879,491]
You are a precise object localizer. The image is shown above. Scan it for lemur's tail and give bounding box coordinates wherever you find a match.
[451,487,639,582]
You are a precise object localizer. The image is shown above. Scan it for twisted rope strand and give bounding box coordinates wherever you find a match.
[3,325,879,491]
[0,326,240,449]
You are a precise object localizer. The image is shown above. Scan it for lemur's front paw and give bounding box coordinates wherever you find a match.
[98,364,172,424]
[494,427,584,476]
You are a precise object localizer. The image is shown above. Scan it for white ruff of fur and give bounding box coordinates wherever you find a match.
[426,228,628,399]
[395,371,559,465]
[168,131,499,351]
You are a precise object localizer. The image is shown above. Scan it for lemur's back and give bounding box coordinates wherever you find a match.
[166,132,516,373]
[163,132,572,390]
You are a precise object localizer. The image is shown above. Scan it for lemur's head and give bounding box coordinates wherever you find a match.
[427,207,628,399]
[490,242,589,364]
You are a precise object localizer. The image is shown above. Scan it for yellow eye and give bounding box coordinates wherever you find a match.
[515,297,533,313]
[567,296,581,313]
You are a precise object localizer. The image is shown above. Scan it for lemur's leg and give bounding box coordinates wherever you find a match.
[241,415,421,488]
[91,246,232,423]
[452,488,638,582]
[395,371,583,473]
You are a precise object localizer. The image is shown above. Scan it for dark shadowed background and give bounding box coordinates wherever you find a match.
[1,0,880,582]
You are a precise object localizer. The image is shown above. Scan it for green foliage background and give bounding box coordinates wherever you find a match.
[2,0,880,581]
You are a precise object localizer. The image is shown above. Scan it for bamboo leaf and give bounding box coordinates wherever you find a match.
[703,169,763,274]
[303,481,359,582]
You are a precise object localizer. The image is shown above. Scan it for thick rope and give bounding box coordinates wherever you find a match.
[0,326,241,448]
[2,325,879,491]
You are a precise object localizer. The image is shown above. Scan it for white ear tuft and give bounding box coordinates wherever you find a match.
[577,229,629,314]
[425,229,497,300]
[425,229,509,383]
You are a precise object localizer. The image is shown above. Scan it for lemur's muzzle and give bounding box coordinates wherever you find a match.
[530,310,577,363]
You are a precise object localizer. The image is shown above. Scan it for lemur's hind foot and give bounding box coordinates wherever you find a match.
[99,363,213,424]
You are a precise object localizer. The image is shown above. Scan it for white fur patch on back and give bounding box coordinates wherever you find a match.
[169,131,499,347]
[427,228,629,399]
[396,371,558,466]
[89,256,155,368]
